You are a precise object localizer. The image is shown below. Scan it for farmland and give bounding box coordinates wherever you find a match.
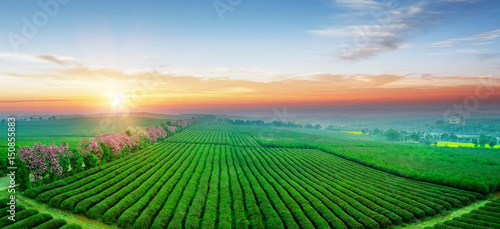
[236,125,500,194]
[23,123,486,229]
[436,141,500,149]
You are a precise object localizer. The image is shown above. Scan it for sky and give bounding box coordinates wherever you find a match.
[0,0,499,116]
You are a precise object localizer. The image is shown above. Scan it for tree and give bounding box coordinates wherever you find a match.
[385,129,403,141]
[100,143,111,164]
[441,133,449,140]
[479,134,489,147]
[70,150,84,175]
[436,120,445,125]
[314,124,321,129]
[39,117,43,120]
[305,124,313,129]
[489,139,497,148]
[30,117,33,120]
[16,157,31,191]
[450,133,458,141]
[361,129,366,134]
[326,125,337,130]
[0,119,6,126]
[52,115,56,120]
[373,128,382,135]
[410,132,420,142]
[472,138,479,147]
[84,153,99,169]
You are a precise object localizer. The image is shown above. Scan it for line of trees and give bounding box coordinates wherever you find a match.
[223,118,322,129]
[362,128,498,147]
[0,115,57,125]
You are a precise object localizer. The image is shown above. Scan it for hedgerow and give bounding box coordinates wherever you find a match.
[0,209,39,227]
[32,218,67,229]
[116,144,197,228]
[3,213,53,229]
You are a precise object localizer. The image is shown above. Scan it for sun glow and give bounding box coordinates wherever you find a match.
[111,94,123,107]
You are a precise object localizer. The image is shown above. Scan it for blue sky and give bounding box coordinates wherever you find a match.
[0,0,499,114]
[1,0,499,81]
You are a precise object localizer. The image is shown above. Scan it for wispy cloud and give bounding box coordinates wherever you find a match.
[478,52,500,61]
[211,67,275,74]
[36,55,70,65]
[442,0,477,3]
[430,29,500,48]
[334,0,381,9]
[313,0,488,61]
[0,52,77,65]
[312,1,440,60]
[0,99,72,103]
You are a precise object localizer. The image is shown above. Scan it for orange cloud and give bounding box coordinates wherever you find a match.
[1,66,499,114]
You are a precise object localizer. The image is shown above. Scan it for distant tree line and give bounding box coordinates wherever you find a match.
[222,118,322,129]
[1,115,58,125]
[431,119,499,135]
[360,127,498,147]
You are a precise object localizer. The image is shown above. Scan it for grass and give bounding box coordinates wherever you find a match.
[399,199,490,229]
[430,197,500,228]
[0,116,168,149]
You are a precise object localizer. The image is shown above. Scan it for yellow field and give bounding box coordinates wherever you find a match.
[436,141,500,149]
[342,131,365,135]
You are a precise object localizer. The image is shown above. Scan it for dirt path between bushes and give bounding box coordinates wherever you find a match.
[400,192,499,229]
[17,195,118,229]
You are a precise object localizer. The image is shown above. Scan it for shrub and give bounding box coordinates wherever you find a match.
[60,223,83,229]
[3,213,53,229]
[32,218,67,229]
[0,209,39,227]
[84,153,99,169]
[70,150,84,175]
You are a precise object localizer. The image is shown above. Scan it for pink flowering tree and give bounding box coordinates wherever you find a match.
[167,126,177,136]
[18,142,72,182]
[144,125,167,143]
[127,127,150,144]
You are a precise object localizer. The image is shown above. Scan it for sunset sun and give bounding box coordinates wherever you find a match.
[111,94,123,107]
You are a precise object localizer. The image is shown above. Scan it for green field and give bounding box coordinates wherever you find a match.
[22,123,484,229]
[0,116,169,149]
[433,198,500,228]
[235,126,500,194]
